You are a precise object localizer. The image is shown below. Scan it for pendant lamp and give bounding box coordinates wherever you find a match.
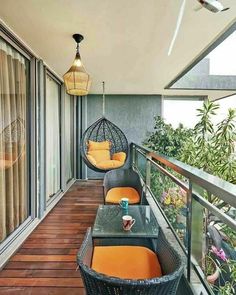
[63,34,91,96]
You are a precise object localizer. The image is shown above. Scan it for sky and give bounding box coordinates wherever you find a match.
[208,32,236,76]
[163,94,236,129]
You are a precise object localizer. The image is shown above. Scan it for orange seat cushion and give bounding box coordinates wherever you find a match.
[92,246,162,280]
[0,159,13,169]
[112,152,126,163]
[96,160,124,170]
[106,187,140,204]
[88,140,110,151]
[87,150,110,163]
[86,141,126,170]
[86,154,97,166]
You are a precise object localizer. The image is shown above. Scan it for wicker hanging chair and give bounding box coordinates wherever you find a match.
[81,116,129,172]
[81,82,128,173]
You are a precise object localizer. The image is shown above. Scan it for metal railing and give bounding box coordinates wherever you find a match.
[131,143,236,294]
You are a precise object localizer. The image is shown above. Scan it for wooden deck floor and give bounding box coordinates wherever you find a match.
[0,180,104,295]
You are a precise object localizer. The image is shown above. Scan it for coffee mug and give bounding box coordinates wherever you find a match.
[122,215,135,231]
[120,197,129,210]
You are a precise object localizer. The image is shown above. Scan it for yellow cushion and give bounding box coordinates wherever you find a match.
[106,187,140,204]
[112,152,126,163]
[86,154,97,166]
[92,246,162,280]
[0,159,13,169]
[88,150,110,163]
[96,160,124,170]
[88,140,110,151]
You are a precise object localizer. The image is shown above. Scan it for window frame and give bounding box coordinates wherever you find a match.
[44,69,63,206]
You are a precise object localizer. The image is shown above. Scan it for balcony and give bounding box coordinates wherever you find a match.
[0,144,235,294]
[1,1,236,294]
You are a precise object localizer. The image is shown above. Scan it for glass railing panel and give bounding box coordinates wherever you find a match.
[191,196,236,294]
[150,163,188,250]
[136,150,146,180]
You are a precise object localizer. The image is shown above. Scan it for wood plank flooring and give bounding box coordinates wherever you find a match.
[0,180,104,295]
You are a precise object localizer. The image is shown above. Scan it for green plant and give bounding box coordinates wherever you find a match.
[143,116,193,159]
[145,99,236,293]
[211,259,236,294]
[180,100,236,184]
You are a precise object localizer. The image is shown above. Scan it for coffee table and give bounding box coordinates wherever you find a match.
[92,205,159,238]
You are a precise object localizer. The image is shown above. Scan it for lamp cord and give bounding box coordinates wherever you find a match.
[102,81,105,117]
[76,43,80,54]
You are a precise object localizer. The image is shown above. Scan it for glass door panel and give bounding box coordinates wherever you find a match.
[0,38,29,242]
[45,74,61,201]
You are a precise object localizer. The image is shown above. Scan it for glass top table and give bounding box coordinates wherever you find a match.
[92,205,159,238]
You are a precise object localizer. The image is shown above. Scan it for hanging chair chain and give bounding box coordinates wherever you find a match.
[102,81,105,117]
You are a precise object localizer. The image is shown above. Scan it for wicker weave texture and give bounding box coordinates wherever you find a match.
[77,228,184,295]
[103,168,143,200]
[80,117,129,173]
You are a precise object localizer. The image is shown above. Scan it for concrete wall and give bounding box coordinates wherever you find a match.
[84,94,162,179]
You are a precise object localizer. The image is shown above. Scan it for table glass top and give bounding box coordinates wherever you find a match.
[92,205,159,238]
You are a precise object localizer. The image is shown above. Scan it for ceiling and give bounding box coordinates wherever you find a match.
[0,0,235,99]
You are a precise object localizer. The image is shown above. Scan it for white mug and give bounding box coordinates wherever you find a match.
[122,215,135,231]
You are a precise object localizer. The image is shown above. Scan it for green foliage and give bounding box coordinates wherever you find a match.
[144,100,236,287]
[144,99,236,184]
[143,116,193,159]
[182,101,236,184]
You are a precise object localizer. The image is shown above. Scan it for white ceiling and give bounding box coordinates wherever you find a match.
[0,0,236,99]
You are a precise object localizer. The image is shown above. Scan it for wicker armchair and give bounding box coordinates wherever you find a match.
[77,228,184,295]
[103,168,143,204]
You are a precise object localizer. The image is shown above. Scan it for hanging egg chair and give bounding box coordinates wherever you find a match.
[81,82,129,172]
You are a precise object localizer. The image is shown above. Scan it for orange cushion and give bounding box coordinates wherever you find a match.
[92,246,162,280]
[87,150,110,163]
[86,154,97,166]
[88,140,110,151]
[106,187,140,204]
[96,160,124,170]
[0,159,13,169]
[112,152,126,163]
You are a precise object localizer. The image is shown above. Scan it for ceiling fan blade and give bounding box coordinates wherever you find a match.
[168,0,186,56]
[221,7,230,12]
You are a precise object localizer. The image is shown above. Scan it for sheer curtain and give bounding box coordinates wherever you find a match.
[46,75,61,201]
[64,93,74,182]
[0,38,28,242]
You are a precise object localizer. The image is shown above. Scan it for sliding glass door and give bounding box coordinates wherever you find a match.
[45,73,61,201]
[0,38,29,242]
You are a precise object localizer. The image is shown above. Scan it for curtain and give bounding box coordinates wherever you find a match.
[46,75,60,200]
[0,38,28,242]
[64,93,74,182]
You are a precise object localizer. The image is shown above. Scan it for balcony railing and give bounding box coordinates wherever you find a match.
[131,143,236,294]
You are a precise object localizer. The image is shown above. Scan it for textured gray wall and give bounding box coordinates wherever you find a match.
[85,94,161,179]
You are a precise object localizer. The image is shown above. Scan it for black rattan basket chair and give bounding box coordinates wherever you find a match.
[103,168,143,204]
[81,117,129,173]
[77,227,184,295]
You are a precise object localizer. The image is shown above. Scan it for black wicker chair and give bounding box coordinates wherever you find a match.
[81,117,129,173]
[77,227,184,295]
[103,168,143,204]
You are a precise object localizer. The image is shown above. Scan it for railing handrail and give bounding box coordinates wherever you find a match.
[131,143,236,208]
